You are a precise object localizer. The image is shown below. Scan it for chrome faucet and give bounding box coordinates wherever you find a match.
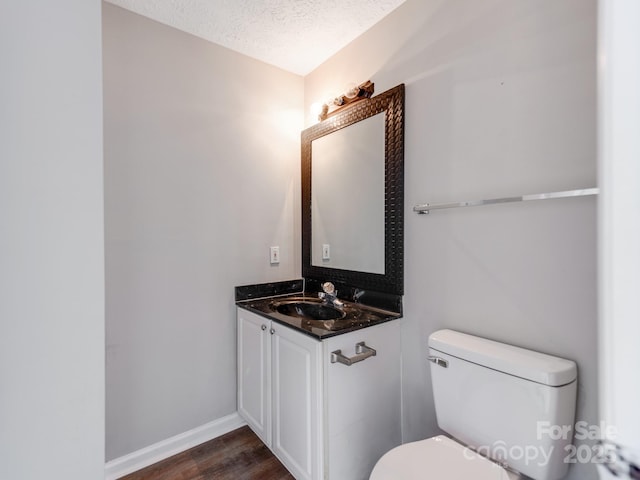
[318,282,344,308]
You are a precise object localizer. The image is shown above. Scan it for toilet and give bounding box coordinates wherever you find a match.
[370,329,578,480]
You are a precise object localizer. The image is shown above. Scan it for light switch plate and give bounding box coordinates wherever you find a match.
[322,244,330,260]
[270,246,280,264]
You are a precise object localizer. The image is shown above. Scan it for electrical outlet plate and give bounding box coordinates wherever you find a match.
[270,246,280,264]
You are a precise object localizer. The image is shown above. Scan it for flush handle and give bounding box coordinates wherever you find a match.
[428,356,449,368]
[331,342,376,366]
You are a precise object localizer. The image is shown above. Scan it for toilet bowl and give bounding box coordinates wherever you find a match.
[370,435,519,480]
[369,329,578,480]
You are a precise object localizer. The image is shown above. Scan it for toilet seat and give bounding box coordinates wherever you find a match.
[370,435,516,480]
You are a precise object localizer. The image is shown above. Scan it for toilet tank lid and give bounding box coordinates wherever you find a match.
[428,329,577,386]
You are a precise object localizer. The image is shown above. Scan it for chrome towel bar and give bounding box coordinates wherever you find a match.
[413,187,598,215]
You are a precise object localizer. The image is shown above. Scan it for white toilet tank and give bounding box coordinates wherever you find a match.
[428,329,577,480]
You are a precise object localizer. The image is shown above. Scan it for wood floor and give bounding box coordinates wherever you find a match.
[120,426,295,480]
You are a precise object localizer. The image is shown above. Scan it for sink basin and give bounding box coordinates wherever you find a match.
[272,300,346,321]
[242,294,400,336]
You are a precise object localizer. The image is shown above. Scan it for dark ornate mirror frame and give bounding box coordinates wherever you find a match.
[301,84,404,295]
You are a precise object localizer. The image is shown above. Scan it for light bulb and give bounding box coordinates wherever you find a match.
[344,83,359,99]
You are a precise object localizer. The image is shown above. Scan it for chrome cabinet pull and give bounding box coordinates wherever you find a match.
[331,342,376,366]
[261,324,267,331]
[270,328,275,335]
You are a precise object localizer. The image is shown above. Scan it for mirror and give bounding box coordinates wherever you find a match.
[301,84,404,295]
[311,112,385,273]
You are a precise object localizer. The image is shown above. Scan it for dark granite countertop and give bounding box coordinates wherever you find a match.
[235,279,402,340]
[236,293,401,340]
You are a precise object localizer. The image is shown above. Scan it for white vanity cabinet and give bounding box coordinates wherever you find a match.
[322,320,402,479]
[236,307,271,446]
[237,308,322,480]
[237,307,401,480]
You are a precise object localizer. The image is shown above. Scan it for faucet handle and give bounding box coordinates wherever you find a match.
[322,282,336,295]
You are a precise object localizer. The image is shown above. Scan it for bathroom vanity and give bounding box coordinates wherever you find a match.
[236,294,401,480]
[236,83,406,480]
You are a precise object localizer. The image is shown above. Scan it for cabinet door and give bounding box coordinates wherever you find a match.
[271,323,322,480]
[237,309,271,447]
[324,321,402,480]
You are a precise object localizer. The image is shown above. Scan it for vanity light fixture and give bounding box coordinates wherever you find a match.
[313,80,375,122]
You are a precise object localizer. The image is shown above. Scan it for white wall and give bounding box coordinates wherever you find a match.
[102,3,303,460]
[598,0,640,465]
[306,1,598,479]
[0,1,105,479]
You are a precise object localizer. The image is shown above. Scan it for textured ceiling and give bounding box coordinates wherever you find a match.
[104,0,406,75]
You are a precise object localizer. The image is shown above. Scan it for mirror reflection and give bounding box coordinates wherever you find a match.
[311,113,385,273]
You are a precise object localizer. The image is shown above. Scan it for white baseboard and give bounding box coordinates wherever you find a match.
[105,412,246,480]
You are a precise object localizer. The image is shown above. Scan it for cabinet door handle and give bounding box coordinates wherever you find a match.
[270,328,275,335]
[261,324,267,331]
[331,342,376,366]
